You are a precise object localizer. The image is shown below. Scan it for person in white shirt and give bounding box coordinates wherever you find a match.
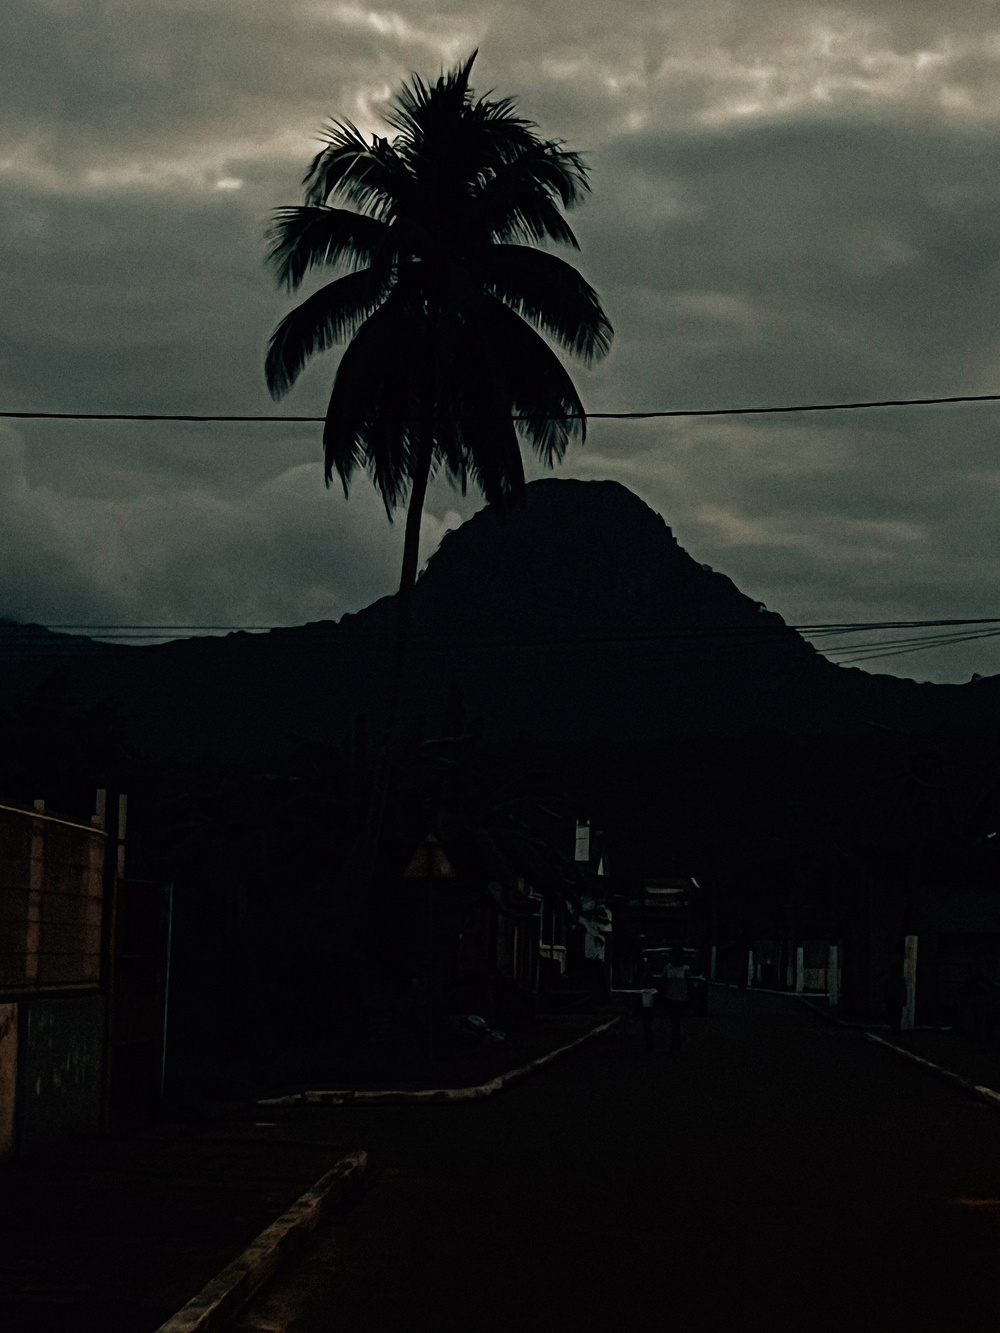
[637,962,658,1051]
[663,948,691,1054]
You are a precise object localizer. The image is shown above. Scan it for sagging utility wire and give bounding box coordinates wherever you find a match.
[4,390,1000,424]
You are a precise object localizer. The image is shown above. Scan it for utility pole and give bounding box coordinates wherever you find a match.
[901,935,918,1031]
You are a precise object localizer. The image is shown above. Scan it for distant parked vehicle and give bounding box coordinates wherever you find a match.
[641,947,709,1015]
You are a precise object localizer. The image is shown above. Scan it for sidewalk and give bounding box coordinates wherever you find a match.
[0,1004,630,1333]
[0,1126,360,1333]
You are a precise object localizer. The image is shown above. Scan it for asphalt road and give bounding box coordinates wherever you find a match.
[235,988,1000,1332]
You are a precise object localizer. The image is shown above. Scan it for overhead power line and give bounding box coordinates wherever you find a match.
[825,628,1000,665]
[4,391,1000,423]
[31,616,1000,633]
[4,616,998,663]
[796,617,1000,634]
[38,625,275,631]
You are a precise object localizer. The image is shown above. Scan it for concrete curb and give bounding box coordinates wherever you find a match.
[152,1150,367,1333]
[258,1013,627,1108]
[862,1032,1000,1111]
[796,995,1000,1111]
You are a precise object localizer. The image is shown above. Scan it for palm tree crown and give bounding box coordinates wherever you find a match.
[264,50,613,517]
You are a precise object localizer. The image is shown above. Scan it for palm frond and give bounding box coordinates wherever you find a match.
[384,53,578,218]
[321,309,398,497]
[265,206,390,292]
[467,144,588,249]
[264,268,390,399]
[361,319,433,513]
[303,121,412,216]
[485,194,581,250]
[323,293,429,511]
[437,317,526,512]
[481,138,590,208]
[384,51,479,140]
[465,415,526,512]
[477,244,613,364]
[479,295,587,465]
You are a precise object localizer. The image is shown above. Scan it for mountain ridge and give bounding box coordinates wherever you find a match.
[1,479,997,758]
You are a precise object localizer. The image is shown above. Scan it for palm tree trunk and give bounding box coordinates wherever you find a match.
[360,285,446,877]
[387,440,433,742]
[361,439,434,858]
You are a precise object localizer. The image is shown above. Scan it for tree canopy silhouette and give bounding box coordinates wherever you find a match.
[265,50,611,512]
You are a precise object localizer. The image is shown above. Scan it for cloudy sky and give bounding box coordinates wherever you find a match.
[5,0,1000,680]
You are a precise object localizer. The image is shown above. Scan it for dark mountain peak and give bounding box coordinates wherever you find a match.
[426,478,682,574]
[415,477,787,642]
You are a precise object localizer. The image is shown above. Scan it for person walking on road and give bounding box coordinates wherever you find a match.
[664,948,692,1055]
[637,963,658,1052]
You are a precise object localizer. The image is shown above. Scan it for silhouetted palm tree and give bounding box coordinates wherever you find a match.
[264,51,612,842]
